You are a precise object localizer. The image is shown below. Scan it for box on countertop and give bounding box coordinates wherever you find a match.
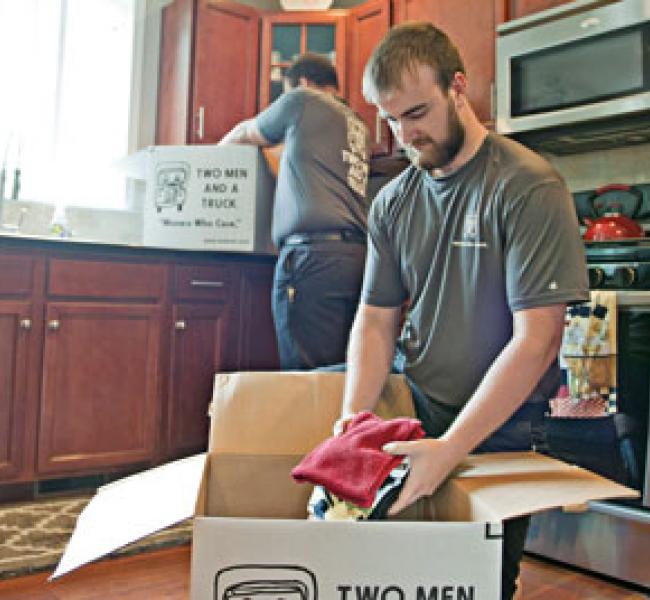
[52,372,638,600]
[125,144,275,253]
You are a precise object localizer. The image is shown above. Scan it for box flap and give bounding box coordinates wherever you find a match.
[430,452,639,523]
[51,453,206,579]
[206,453,312,519]
[209,372,414,455]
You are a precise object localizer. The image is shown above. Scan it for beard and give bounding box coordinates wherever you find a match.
[407,98,465,171]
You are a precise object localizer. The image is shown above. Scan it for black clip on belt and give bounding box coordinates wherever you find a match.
[283,231,366,246]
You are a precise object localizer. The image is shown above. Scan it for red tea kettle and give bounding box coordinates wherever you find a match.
[582,184,646,241]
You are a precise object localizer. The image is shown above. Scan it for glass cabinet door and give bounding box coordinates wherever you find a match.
[261,12,347,108]
[270,24,301,103]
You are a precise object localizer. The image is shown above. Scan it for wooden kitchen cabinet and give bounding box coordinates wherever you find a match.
[505,0,573,20]
[259,10,348,109]
[165,262,239,459]
[392,0,502,126]
[37,258,165,476]
[156,0,260,144]
[0,240,278,485]
[0,253,40,482]
[347,0,391,156]
[0,302,31,480]
[238,261,279,370]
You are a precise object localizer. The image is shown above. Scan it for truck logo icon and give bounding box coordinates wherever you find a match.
[154,161,190,212]
[214,565,318,600]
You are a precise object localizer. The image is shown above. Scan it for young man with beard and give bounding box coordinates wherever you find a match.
[219,53,370,370]
[335,23,588,599]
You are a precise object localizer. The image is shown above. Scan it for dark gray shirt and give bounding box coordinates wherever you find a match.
[363,133,589,408]
[256,88,370,246]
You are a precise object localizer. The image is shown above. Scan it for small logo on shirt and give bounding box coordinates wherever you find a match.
[452,212,487,248]
[548,281,559,290]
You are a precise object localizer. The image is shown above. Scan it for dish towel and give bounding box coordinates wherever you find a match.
[291,411,425,508]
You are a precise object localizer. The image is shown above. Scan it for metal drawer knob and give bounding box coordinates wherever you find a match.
[175,320,187,330]
[48,319,61,330]
[19,318,32,330]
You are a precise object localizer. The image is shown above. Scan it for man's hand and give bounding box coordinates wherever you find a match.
[382,437,460,515]
[332,413,357,436]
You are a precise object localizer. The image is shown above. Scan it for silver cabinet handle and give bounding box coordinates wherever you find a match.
[20,318,32,330]
[190,280,224,288]
[195,106,205,140]
[175,320,187,330]
[48,319,60,330]
[375,111,382,146]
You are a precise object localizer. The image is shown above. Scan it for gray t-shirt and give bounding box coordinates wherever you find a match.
[363,133,589,408]
[256,88,370,246]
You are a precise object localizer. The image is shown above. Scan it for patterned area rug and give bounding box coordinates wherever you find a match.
[0,494,192,580]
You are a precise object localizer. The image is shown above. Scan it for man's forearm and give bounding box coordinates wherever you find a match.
[219,118,268,146]
[341,304,400,417]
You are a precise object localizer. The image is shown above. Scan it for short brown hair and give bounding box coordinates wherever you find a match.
[285,52,339,90]
[363,22,465,103]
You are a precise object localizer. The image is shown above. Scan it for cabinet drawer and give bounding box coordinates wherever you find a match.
[173,264,237,302]
[47,258,165,300]
[0,254,35,296]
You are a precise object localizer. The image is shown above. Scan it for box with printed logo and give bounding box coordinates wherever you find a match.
[53,372,637,599]
[132,144,275,252]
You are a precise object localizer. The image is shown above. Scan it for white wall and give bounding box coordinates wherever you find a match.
[543,143,650,193]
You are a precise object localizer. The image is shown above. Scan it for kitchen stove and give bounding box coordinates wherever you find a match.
[585,239,650,289]
[525,185,650,590]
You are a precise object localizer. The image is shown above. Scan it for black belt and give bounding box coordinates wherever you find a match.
[282,230,366,247]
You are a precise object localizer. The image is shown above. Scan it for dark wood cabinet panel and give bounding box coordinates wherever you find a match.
[506,0,573,20]
[166,302,236,458]
[392,0,499,125]
[156,0,260,145]
[238,261,279,371]
[38,303,162,476]
[347,0,391,156]
[156,0,193,146]
[0,302,32,480]
[0,254,34,296]
[47,258,165,300]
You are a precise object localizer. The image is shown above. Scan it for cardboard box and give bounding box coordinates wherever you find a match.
[53,372,638,599]
[130,144,275,253]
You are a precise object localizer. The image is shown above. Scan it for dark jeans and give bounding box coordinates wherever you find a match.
[272,240,365,370]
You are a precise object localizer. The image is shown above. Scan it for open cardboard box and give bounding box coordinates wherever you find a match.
[53,372,638,599]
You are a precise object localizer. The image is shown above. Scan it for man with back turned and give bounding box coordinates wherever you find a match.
[220,53,370,370]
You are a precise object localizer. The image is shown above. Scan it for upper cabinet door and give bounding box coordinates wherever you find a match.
[393,0,498,126]
[156,0,193,145]
[347,0,391,156]
[156,0,260,145]
[506,0,573,20]
[191,0,260,143]
[259,11,348,110]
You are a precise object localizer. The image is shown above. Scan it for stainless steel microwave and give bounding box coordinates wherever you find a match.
[496,0,650,138]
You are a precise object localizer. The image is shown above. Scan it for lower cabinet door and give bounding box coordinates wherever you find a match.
[166,302,236,458]
[0,301,33,480]
[38,302,161,476]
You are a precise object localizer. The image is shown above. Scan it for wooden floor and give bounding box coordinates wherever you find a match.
[0,544,646,599]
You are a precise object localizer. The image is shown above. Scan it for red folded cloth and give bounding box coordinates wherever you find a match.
[291,411,425,508]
